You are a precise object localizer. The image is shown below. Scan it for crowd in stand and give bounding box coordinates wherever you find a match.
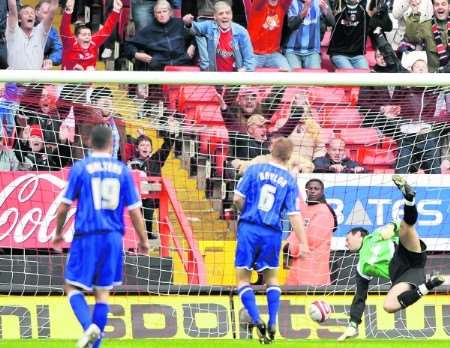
[0,0,448,172]
[1,0,449,285]
[0,0,450,177]
[2,0,450,72]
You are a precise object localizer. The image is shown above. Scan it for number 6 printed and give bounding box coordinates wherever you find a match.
[258,184,276,212]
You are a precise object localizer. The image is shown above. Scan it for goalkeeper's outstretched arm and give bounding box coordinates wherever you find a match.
[338,272,370,341]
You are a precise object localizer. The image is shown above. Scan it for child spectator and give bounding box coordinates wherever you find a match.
[60,0,122,70]
[128,120,179,239]
[6,0,59,70]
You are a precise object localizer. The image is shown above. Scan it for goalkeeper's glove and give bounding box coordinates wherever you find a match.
[379,223,396,240]
[337,321,358,341]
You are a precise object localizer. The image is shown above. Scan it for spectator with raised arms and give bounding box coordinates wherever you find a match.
[6,0,58,70]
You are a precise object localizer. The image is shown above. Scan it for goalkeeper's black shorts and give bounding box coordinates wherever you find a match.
[389,239,427,287]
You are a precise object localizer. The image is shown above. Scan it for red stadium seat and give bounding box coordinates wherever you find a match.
[307,86,348,107]
[373,168,395,174]
[338,127,379,146]
[365,50,377,68]
[322,107,363,128]
[292,68,329,73]
[164,66,201,72]
[198,126,229,155]
[184,104,224,126]
[356,147,396,172]
[334,68,370,106]
[321,30,332,47]
[334,68,370,73]
[163,66,201,109]
[380,136,398,150]
[178,85,220,113]
[213,145,229,177]
[255,67,286,72]
[320,47,334,72]
[336,127,380,158]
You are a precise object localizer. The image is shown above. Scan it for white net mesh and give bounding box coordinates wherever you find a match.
[0,75,449,340]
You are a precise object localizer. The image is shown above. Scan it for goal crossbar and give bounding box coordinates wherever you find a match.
[0,70,449,86]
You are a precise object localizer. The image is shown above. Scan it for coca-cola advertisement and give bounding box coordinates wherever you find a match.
[0,170,139,249]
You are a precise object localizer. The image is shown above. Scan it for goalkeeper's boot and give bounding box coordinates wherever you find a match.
[426,274,446,290]
[76,323,100,348]
[267,324,276,342]
[255,320,271,344]
[392,175,416,202]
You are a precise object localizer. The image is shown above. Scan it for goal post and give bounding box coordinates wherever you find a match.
[0,70,450,341]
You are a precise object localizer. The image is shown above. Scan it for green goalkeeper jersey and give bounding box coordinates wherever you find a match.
[357,222,400,280]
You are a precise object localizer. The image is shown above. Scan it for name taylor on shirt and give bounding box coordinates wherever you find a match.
[259,171,288,187]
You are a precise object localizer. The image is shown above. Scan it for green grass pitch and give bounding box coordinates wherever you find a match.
[0,340,447,348]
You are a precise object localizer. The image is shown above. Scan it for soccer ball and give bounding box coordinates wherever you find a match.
[309,300,332,323]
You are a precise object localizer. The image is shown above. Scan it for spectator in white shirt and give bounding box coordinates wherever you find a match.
[6,0,58,70]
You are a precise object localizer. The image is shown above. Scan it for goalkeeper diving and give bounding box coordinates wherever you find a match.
[338,175,446,341]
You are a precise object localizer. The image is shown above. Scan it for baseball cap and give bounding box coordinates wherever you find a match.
[247,114,269,127]
[29,124,44,140]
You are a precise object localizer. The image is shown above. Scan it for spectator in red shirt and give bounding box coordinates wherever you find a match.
[60,0,123,70]
[183,1,255,71]
[247,0,292,71]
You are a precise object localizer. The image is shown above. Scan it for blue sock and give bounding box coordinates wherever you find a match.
[238,285,260,324]
[68,291,91,331]
[266,286,281,328]
[92,302,109,348]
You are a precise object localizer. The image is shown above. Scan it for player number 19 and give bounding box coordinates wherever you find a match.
[258,184,276,212]
[91,178,120,210]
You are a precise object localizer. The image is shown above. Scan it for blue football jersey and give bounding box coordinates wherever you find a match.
[235,162,300,232]
[62,153,142,235]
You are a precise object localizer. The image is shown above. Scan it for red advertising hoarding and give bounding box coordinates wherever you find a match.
[0,170,139,249]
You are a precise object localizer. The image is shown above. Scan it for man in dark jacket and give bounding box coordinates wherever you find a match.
[124,0,195,71]
[313,138,366,173]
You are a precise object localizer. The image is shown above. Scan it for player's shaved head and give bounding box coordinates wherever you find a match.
[271,137,293,163]
[91,125,112,151]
